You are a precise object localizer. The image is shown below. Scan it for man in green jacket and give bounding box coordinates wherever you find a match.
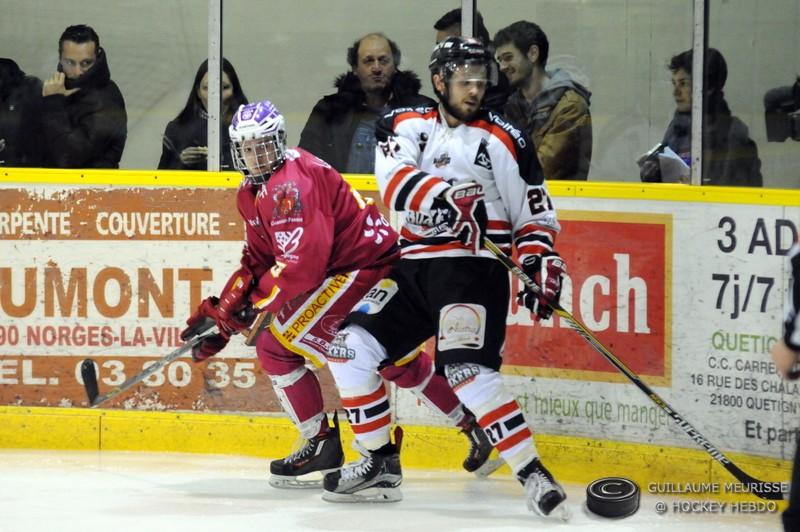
[494,20,592,181]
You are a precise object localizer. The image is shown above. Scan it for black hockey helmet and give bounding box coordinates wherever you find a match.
[428,36,492,81]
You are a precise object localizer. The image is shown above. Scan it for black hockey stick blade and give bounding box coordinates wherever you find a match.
[80,358,99,405]
[482,238,787,500]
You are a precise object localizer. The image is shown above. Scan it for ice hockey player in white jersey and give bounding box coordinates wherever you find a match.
[321,36,569,519]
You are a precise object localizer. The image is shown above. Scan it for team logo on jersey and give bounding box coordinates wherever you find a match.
[363,215,392,245]
[473,139,492,170]
[271,181,303,221]
[433,152,451,168]
[378,137,400,158]
[418,132,428,153]
[438,303,486,351]
[353,279,398,315]
[275,227,303,258]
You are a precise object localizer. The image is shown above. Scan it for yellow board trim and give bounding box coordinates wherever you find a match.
[2,168,800,207]
[0,405,789,505]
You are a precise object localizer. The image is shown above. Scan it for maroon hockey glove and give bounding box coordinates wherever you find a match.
[181,297,228,362]
[217,269,256,338]
[441,182,487,254]
[189,334,229,363]
[517,252,567,321]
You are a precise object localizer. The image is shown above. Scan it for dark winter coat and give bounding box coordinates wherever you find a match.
[0,59,42,167]
[504,69,593,181]
[657,95,762,187]
[158,109,235,170]
[299,70,434,173]
[41,47,127,168]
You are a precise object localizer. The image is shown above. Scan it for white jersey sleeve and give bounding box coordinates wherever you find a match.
[375,107,450,213]
[481,112,560,263]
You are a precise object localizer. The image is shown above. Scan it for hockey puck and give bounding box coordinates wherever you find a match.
[586,477,640,518]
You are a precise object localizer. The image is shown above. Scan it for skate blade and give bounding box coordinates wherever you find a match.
[472,456,505,478]
[269,468,338,489]
[527,494,570,521]
[551,502,571,522]
[322,486,403,503]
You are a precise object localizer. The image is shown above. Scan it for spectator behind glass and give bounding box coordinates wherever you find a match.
[433,8,511,113]
[640,48,762,187]
[0,58,42,167]
[298,32,434,174]
[41,24,127,168]
[494,20,593,181]
[158,58,248,170]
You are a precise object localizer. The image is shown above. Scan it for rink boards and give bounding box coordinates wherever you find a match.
[0,168,797,496]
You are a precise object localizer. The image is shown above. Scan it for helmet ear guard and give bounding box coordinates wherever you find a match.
[229,100,287,184]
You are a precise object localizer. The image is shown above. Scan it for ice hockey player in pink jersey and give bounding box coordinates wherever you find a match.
[180,99,497,489]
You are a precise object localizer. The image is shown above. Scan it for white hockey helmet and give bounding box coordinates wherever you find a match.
[229,100,287,184]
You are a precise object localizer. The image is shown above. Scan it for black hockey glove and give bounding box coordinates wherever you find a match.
[440,182,487,254]
[517,252,567,321]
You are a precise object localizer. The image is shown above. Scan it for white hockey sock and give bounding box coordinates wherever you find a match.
[444,363,538,473]
[327,325,392,450]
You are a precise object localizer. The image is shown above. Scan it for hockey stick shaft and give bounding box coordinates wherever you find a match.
[82,320,217,408]
[483,238,785,500]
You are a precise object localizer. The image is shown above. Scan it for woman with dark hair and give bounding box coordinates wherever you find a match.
[158,58,247,170]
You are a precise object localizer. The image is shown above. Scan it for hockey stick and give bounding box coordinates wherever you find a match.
[80,319,218,408]
[482,238,786,501]
[80,309,271,408]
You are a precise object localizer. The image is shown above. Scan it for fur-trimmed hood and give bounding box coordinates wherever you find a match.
[316,69,432,122]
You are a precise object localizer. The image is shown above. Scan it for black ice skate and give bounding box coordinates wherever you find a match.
[322,427,403,503]
[461,413,504,477]
[269,412,344,489]
[516,457,569,519]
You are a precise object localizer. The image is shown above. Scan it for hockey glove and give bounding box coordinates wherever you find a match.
[217,269,256,338]
[517,252,567,321]
[181,296,228,362]
[441,182,488,254]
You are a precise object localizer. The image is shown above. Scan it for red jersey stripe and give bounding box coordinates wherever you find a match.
[409,176,446,211]
[383,166,415,208]
[470,120,517,160]
[394,109,437,128]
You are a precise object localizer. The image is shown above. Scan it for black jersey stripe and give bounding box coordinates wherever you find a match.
[393,171,429,211]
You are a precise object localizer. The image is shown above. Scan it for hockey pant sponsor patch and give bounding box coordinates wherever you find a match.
[267,266,390,366]
[351,278,399,315]
[438,303,487,350]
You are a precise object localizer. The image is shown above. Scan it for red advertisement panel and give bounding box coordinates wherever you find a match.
[503,211,672,385]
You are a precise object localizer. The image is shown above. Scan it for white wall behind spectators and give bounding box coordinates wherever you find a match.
[2,0,798,187]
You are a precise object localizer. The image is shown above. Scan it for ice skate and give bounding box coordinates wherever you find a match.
[516,457,569,520]
[269,412,344,489]
[461,413,504,477]
[322,427,403,503]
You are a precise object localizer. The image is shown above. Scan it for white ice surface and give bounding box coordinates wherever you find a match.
[0,450,783,532]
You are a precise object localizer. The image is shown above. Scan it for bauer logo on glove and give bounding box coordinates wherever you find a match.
[440,182,488,254]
